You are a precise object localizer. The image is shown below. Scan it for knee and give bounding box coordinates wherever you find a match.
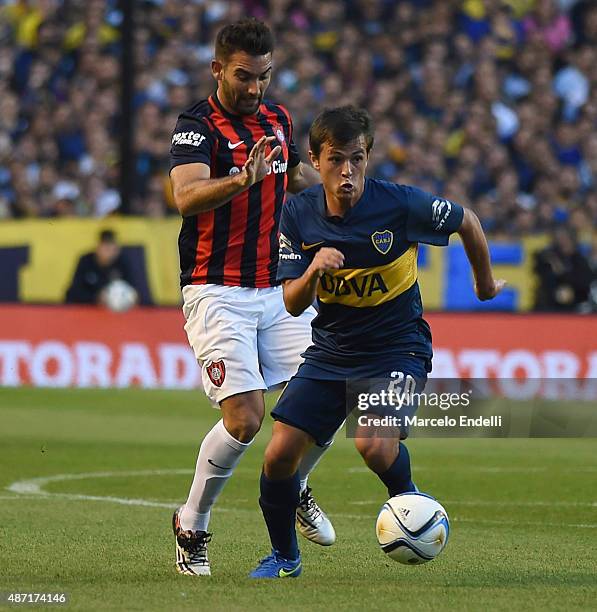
[220,392,265,442]
[355,438,396,474]
[222,411,263,443]
[264,442,302,479]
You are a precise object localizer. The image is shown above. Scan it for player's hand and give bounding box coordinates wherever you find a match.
[308,247,344,278]
[475,278,507,301]
[240,136,282,186]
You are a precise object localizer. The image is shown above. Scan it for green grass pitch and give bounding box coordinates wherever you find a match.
[1,388,595,611]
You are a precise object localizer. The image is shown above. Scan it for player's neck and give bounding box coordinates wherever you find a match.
[215,90,253,117]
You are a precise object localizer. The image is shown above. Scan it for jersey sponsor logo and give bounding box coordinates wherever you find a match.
[228,140,244,149]
[316,245,418,307]
[371,230,393,255]
[301,241,324,251]
[268,159,288,175]
[206,359,226,387]
[227,159,288,177]
[172,131,207,147]
[431,199,452,231]
[320,271,389,298]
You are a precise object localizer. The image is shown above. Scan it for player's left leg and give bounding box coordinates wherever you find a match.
[353,437,417,496]
[352,355,430,496]
[257,287,336,545]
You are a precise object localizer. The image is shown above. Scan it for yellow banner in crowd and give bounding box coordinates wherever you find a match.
[0,218,549,310]
[0,218,182,305]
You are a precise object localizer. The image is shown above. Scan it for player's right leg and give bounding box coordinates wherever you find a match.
[257,288,336,545]
[250,420,313,579]
[174,286,267,576]
[250,375,347,578]
[173,390,265,576]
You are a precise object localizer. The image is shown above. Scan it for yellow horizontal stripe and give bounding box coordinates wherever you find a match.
[317,244,418,307]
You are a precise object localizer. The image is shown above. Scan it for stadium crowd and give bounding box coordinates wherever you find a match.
[1,0,596,240]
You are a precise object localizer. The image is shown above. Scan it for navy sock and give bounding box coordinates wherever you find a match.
[378,442,416,496]
[259,470,300,560]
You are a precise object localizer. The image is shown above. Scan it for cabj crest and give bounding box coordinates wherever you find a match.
[371,230,393,255]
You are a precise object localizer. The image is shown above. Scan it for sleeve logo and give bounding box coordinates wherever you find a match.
[431,199,452,231]
[172,131,206,147]
[278,232,302,261]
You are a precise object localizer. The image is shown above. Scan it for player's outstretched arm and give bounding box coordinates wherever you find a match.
[457,208,506,301]
[171,136,281,217]
[282,247,344,316]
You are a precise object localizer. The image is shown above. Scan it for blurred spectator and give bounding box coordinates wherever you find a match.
[582,234,597,313]
[533,227,595,311]
[65,228,137,305]
[0,0,594,239]
[522,0,572,53]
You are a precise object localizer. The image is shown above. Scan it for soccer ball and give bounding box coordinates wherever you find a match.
[376,492,449,565]
[103,279,137,313]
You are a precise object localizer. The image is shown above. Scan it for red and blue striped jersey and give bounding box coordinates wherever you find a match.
[170,93,300,288]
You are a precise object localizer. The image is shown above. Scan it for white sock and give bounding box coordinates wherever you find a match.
[298,440,333,494]
[180,419,252,532]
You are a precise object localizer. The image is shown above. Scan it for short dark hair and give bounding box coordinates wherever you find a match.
[215,18,274,61]
[309,106,375,157]
[99,229,116,243]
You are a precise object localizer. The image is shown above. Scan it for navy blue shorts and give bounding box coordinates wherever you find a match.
[271,355,430,447]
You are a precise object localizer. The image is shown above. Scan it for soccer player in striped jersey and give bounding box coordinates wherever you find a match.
[169,19,334,576]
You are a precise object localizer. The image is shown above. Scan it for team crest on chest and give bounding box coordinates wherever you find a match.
[275,126,285,143]
[371,230,393,255]
[206,360,226,387]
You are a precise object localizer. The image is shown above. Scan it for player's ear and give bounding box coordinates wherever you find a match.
[211,59,224,82]
[308,150,320,170]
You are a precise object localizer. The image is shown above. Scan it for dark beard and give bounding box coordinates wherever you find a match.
[221,81,260,115]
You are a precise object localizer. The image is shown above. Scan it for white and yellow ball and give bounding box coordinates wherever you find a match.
[376,493,449,565]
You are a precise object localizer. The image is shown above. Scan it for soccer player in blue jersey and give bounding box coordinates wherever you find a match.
[250,106,506,578]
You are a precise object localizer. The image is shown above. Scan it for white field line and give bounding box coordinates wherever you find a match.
[7,469,194,494]
[0,495,48,500]
[5,469,596,530]
[1,492,595,530]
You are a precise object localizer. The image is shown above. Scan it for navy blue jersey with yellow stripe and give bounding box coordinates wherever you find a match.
[277,178,464,377]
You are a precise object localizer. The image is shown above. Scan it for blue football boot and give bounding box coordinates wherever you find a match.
[249,550,302,579]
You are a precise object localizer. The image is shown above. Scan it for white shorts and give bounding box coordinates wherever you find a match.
[182,284,316,404]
